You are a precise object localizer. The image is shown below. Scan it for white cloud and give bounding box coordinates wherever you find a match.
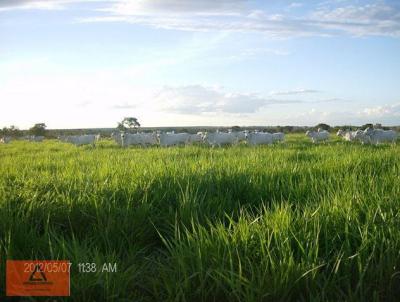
[79,1,400,38]
[0,0,116,11]
[98,0,246,16]
[78,13,323,37]
[0,0,89,11]
[0,0,245,14]
[281,102,400,126]
[288,2,303,9]
[1,63,398,127]
[310,98,349,103]
[3,0,400,38]
[360,103,400,117]
[269,88,320,96]
[310,3,400,37]
[229,48,291,60]
[153,85,300,114]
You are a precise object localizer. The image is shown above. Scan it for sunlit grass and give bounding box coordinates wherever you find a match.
[0,136,399,301]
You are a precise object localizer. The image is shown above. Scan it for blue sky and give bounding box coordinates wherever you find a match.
[0,0,399,128]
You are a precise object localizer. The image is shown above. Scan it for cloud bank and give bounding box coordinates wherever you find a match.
[270,89,321,96]
[360,103,400,118]
[154,85,300,114]
[81,1,400,38]
[2,0,400,38]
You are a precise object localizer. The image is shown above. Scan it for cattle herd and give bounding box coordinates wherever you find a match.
[306,127,397,144]
[0,127,397,146]
[112,130,285,147]
[0,135,44,143]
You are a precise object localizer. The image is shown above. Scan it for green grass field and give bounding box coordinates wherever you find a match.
[1,135,399,301]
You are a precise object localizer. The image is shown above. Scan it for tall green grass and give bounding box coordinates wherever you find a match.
[0,135,399,301]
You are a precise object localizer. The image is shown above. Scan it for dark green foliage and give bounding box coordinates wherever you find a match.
[1,125,23,137]
[29,123,47,136]
[315,123,331,131]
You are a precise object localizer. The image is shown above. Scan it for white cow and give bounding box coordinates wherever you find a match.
[34,136,44,142]
[353,130,371,144]
[63,135,97,146]
[59,135,71,143]
[246,132,273,146]
[114,132,158,147]
[187,133,203,144]
[0,136,11,144]
[230,131,247,143]
[140,133,158,146]
[159,133,190,147]
[362,128,397,144]
[25,135,44,142]
[337,129,358,142]
[203,132,237,147]
[306,130,330,143]
[121,133,144,147]
[111,132,123,146]
[272,132,285,143]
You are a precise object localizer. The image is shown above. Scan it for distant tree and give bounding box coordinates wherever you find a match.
[118,117,140,133]
[282,126,293,133]
[116,122,126,132]
[315,123,331,131]
[231,126,241,132]
[29,123,47,136]
[1,125,22,137]
[338,125,356,131]
[360,123,373,130]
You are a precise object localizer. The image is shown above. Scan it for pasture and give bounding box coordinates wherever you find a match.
[0,134,399,301]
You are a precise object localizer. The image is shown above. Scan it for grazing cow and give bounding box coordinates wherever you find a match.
[22,135,43,142]
[306,130,330,143]
[116,132,158,147]
[140,133,158,146]
[121,133,144,147]
[0,136,11,144]
[361,128,397,144]
[230,131,247,143]
[353,130,371,144]
[111,132,123,146]
[272,132,285,143]
[27,135,44,142]
[62,135,97,146]
[187,133,203,144]
[203,132,237,147]
[246,132,273,146]
[58,135,66,142]
[337,129,358,142]
[159,133,190,147]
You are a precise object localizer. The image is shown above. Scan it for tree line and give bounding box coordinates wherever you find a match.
[1,123,46,137]
[1,119,398,138]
